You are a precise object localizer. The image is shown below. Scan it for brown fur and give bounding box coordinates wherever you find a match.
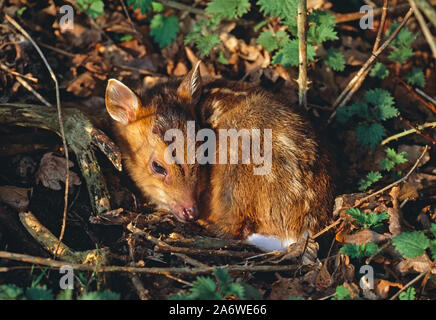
[105,66,335,243]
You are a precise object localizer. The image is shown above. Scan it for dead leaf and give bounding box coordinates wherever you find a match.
[66,72,96,97]
[388,187,402,236]
[0,186,31,211]
[343,228,389,244]
[375,279,403,299]
[269,275,306,300]
[396,254,434,275]
[36,152,81,191]
[314,263,332,291]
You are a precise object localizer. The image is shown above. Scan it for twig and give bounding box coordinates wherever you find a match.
[408,0,436,59]
[397,77,436,115]
[328,8,414,122]
[155,0,206,16]
[297,0,308,110]
[365,241,391,264]
[355,145,429,206]
[311,218,343,239]
[415,0,436,28]
[0,251,298,275]
[15,77,52,107]
[5,14,69,259]
[416,88,436,105]
[119,0,143,44]
[0,62,38,82]
[381,122,436,145]
[389,271,427,300]
[337,0,389,114]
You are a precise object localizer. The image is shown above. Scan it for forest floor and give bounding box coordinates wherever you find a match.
[0,0,435,300]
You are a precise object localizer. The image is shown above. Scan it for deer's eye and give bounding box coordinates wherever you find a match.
[152,161,167,176]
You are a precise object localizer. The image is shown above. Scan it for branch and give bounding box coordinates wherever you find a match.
[297,0,308,110]
[408,0,436,59]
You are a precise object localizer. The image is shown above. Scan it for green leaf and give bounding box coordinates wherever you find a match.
[392,231,430,258]
[324,49,345,71]
[346,207,389,229]
[355,122,385,148]
[370,62,389,79]
[150,14,179,48]
[430,239,436,262]
[287,296,305,300]
[217,51,229,64]
[77,0,105,19]
[127,0,152,14]
[25,286,54,300]
[358,171,382,191]
[364,89,397,121]
[206,0,250,20]
[336,102,368,123]
[190,277,221,300]
[239,283,263,300]
[213,268,232,286]
[307,24,337,44]
[222,283,245,298]
[257,0,298,27]
[333,285,351,300]
[151,1,164,12]
[340,242,379,259]
[406,68,426,88]
[79,290,121,300]
[185,19,221,56]
[381,148,408,171]
[0,284,24,300]
[56,289,73,300]
[399,287,416,300]
[272,39,316,67]
[309,10,336,28]
[387,23,416,48]
[430,224,436,238]
[257,30,290,52]
[389,47,414,63]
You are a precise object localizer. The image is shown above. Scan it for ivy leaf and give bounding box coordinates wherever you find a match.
[340,242,379,259]
[150,14,179,48]
[392,231,430,258]
[358,171,382,191]
[370,62,389,79]
[399,287,416,300]
[126,0,152,14]
[257,30,290,52]
[406,68,426,88]
[272,39,316,67]
[206,0,250,20]
[355,122,385,148]
[324,49,345,71]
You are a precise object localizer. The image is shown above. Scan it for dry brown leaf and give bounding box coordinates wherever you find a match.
[36,152,81,191]
[66,72,96,97]
[375,279,403,299]
[0,186,31,211]
[268,276,306,300]
[333,254,355,284]
[314,263,332,291]
[388,187,402,236]
[343,228,389,244]
[396,254,434,275]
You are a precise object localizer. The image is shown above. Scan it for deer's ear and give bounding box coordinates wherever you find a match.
[105,79,141,125]
[177,61,203,107]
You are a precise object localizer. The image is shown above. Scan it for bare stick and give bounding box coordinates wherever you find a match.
[355,145,429,206]
[119,0,143,44]
[389,271,427,300]
[416,88,436,105]
[415,0,436,28]
[381,122,436,145]
[297,0,308,110]
[15,77,52,107]
[408,0,436,59]
[311,218,343,239]
[5,14,69,258]
[328,8,413,122]
[0,251,298,275]
[338,0,389,111]
[156,0,205,16]
[0,62,38,82]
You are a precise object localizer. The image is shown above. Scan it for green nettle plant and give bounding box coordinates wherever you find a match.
[170,267,262,300]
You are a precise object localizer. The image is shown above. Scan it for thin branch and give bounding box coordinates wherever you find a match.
[0,251,298,275]
[297,0,308,110]
[328,8,414,122]
[355,145,429,206]
[381,122,436,145]
[15,76,52,107]
[4,14,69,259]
[408,0,436,59]
[155,0,206,16]
[389,271,427,300]
[0,62,38,82]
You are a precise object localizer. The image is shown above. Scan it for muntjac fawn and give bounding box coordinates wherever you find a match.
[105,62,334,251]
